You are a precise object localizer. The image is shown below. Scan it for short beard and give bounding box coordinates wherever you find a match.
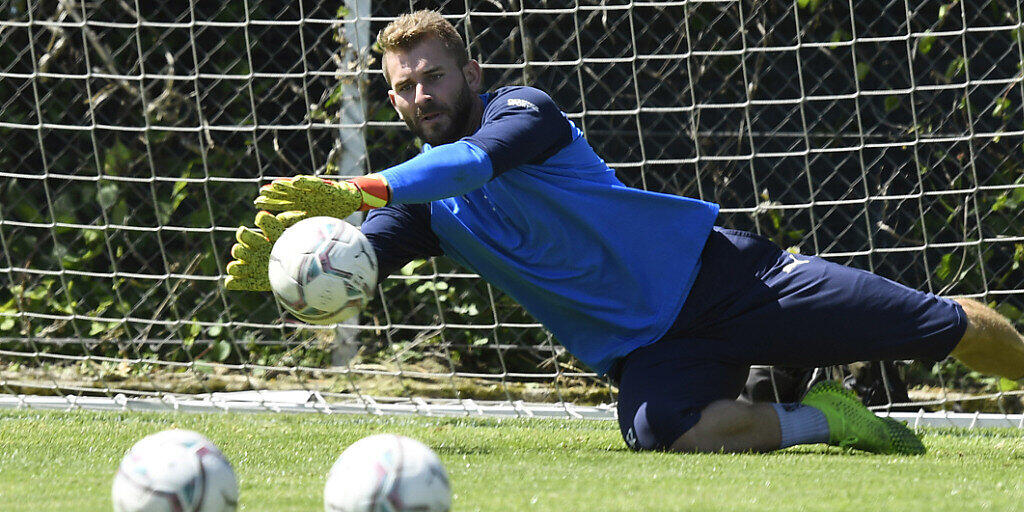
[406,81,475,146]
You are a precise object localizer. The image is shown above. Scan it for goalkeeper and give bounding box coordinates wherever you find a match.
[227,10,1024,455]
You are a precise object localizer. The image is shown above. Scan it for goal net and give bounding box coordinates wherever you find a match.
[3,0,1024,426]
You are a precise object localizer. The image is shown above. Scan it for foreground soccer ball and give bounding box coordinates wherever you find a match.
[268,216,378,325]
[324,434,451,512]
[112,429,239,512]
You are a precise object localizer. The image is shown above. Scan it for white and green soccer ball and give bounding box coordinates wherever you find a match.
[324,434,451,512]
[111,429,239,512]
[268,216,378,325]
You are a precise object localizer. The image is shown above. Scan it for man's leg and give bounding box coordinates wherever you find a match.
[669,400,782,453]
[668,296,1024,454]
[951,298,1024,379]
[669,381,924,455]
[648,229,972,454]
[614,335,917,455]
[631,228,975,454]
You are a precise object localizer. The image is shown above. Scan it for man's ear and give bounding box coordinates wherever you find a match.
[387,90,403,120]
[463,59,482,93]
[383,52,401,118]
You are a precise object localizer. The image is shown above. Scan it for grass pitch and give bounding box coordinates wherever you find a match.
[1,409,1023,511]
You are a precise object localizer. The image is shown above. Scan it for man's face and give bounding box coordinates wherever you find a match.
[385,37,481,146]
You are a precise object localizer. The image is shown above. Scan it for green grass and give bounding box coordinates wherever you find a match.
[2,410,1024,511]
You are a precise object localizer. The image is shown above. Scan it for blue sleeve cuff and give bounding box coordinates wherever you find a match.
[379,141,494,204]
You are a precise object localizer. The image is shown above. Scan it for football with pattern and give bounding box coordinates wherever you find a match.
[324,434,451,512]
[111,429,239,512]
[268,216,378,325]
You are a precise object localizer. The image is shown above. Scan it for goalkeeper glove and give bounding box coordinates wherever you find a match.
[224,210,306,292]
[253,174,391,219]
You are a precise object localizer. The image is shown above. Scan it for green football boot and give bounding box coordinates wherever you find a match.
[880,417,927,455]
[801,381,926,455]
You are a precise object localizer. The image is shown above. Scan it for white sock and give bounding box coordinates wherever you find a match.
[772,403,830,448]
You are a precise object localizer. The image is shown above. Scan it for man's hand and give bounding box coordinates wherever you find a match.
[254,176,361,219]
[254,175,391,218]
[224,210,305,291]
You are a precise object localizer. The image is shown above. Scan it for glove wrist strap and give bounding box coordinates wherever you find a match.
[349,174,391,211]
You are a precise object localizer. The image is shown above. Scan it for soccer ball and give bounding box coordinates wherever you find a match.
[268,216,378,325]
[324,434,451,512]
[111,429,239,512]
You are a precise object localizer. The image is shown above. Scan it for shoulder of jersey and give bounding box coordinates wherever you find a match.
[489,86,551,112]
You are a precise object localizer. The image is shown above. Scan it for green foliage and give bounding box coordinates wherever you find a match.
[4,0,1024,401]
[919,35,936,55]
[856,62,871,82]
[884,95,901,113]
[0,2,300,369]
[797,0,824,12]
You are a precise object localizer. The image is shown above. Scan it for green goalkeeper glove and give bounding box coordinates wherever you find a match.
[224,210,306,292]
[253,174,391,218]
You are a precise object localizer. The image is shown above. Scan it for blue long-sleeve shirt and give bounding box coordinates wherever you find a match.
[363,86,719,374]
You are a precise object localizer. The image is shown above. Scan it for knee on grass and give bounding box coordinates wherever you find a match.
[619,400,702,452]
[619,400,767,454]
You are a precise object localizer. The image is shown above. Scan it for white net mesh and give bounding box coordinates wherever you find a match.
[3,0,1024,421]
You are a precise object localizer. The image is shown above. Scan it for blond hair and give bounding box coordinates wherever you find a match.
[377,10,469,84]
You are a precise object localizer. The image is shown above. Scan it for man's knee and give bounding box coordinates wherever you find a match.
[618,400,702,452]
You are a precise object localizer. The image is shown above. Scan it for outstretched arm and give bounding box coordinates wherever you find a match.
[377,87,574,204]
[375,141,494,204]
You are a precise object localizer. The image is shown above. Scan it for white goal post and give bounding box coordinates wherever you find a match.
[2,0,1024,427]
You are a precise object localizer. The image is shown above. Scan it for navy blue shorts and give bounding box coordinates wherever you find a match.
[615,228,967,451]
